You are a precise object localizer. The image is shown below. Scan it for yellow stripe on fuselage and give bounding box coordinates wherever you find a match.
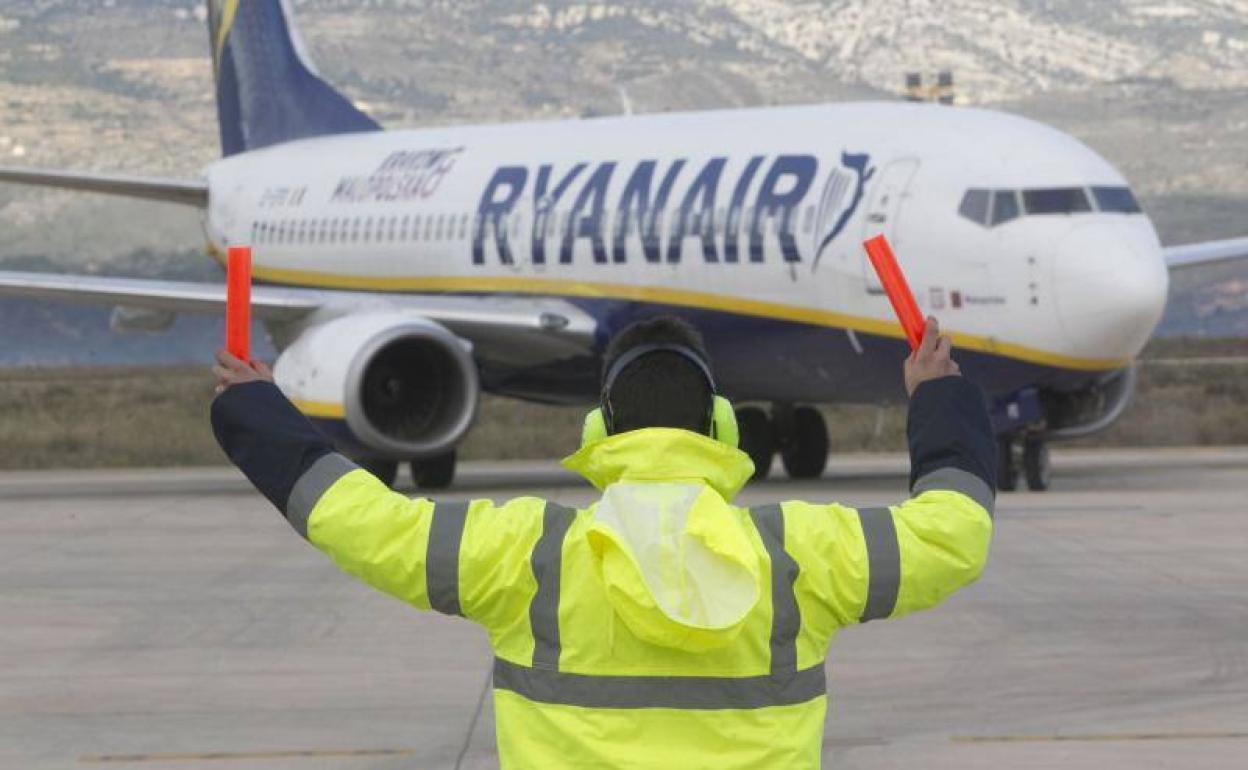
[293,399,346,419]
[203,245,1127,373]
[213,0,241,72]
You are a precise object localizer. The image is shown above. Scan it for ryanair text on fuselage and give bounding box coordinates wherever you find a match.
[472,152,874,267]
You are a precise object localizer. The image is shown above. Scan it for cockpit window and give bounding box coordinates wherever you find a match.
[1022,187,1091,215]
[991,190,1020,225]
[959,185,1140,228]
[1091,186,1142,213]
[958,189,990,225]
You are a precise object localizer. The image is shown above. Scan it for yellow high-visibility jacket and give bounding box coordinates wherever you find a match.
[211,377,995,769]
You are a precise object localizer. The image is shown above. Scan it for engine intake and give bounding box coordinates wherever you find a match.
[275,313,479,459]
[347,327,478,457]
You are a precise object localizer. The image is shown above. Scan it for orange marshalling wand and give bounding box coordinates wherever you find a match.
[226,246,252,362]
[862,234,925,351]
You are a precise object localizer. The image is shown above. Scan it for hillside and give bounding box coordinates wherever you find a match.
[0,0,1243,355]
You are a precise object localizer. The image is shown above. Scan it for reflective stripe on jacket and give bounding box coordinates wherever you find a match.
[210,376,995,769]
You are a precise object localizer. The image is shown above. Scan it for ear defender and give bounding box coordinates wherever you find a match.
[581,407,609,448]
[580,397,739,449]
[710,396,739,449]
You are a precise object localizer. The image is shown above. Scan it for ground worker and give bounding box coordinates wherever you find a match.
[210,314,994,769]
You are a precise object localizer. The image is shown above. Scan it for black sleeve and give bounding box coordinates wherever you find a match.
[210,381,335,513]
[906,375,996,492]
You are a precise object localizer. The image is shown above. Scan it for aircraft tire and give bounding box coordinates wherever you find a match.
[997,437,1019,492]
[781,406,829,480]
[412,450,456,491]
[1023,437,1050,492]
[359,457,399,488]
[736,406,774,482]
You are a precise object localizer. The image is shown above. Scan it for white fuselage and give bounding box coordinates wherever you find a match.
[202,101,1169,399]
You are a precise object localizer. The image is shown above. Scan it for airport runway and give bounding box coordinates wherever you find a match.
[2,447,1246,769]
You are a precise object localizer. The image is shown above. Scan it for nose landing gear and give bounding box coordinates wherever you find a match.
[1022,436,1051,492]
[996,434,1051,492]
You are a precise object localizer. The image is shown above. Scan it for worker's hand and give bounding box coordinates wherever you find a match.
[904,316,960,397]
[213,348,274,394]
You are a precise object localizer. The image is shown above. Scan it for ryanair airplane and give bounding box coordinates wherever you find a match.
[0,0,1243,491]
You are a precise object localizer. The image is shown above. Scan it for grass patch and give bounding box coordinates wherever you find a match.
[0,339,1244,470]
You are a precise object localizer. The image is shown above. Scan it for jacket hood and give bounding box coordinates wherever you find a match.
[562,429,761,652]
[562,428,755,501]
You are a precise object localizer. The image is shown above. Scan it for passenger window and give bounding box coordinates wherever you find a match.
[958,189,990,226]
[1022,187,1091,215]
[1091,186,1141,213]
[400,215,410,240]
[991,190,1019,225]
[459,213,469,239]
[435,214,445,240]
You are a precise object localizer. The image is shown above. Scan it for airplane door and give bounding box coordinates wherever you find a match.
[860,158,919,292]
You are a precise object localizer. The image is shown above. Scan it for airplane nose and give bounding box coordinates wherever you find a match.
[1053,223,1169,361]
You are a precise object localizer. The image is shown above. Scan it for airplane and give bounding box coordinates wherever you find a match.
[0,0,1244,493]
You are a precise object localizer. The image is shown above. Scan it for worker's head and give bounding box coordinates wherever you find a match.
[597,316,718,436]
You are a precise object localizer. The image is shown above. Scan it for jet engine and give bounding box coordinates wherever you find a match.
[274,312,479,459]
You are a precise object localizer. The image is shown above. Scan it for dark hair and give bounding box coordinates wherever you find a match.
[601,316,714,434]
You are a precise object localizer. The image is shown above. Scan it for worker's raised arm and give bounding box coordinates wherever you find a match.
[877,316,996,617]
[784,319,994,631]
[209,354,548,632]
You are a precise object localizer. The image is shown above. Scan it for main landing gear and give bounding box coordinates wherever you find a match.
[411,450,457,490]
[997,434,1050,492]
[357,451,457,491]
[735,404,830,482]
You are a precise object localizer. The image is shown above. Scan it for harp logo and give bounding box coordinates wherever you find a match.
[812,152,875,271]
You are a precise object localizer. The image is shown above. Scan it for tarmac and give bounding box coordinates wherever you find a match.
[2,447,1246,769]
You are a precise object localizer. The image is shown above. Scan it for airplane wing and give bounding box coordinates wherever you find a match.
[0,166,207,207]
[0,271,597,365]
[1164,236,1248,270]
